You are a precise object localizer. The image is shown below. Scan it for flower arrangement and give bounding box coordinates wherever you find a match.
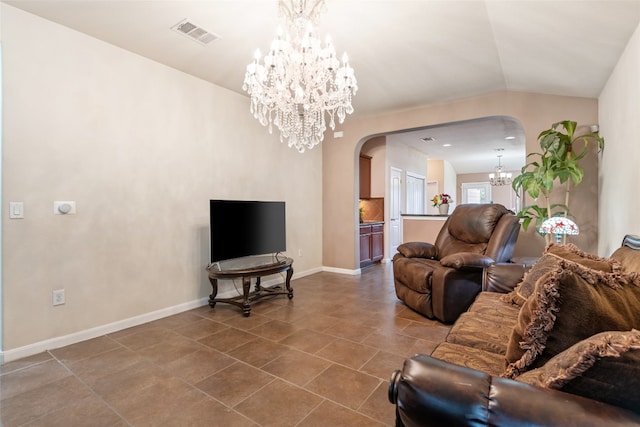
[431,193,453,207]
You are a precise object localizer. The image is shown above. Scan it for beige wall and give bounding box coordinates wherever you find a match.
[599,21,640,256]
[1,5,323,355]
[323,92,600,270]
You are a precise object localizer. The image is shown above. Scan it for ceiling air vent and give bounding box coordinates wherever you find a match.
[171,19,219,46]
[420,136,436,142]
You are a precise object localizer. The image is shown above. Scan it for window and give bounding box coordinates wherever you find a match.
[461,182,491,204]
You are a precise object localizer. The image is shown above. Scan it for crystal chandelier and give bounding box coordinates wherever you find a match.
[242,0,358,153]
[489,155,512,186]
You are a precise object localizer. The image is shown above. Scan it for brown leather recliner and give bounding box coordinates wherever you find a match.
[392,203,520,323]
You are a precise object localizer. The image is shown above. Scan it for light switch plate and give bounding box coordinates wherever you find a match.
[9,202,24,219]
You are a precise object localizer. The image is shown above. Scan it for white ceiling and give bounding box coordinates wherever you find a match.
[6,0,640,172]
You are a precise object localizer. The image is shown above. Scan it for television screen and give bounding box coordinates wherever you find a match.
[209,200,286,263]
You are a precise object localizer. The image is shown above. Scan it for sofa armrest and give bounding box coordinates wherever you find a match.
[389,355,640,427]
[440,253,494,270]
[482,262,527,293]
[396,241,436,259]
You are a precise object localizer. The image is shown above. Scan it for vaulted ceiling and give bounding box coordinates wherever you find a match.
[6,0,640,171]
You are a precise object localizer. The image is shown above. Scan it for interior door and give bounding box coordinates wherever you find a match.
[390,167,403,256]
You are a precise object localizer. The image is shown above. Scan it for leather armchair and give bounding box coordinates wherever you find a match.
[392,204,520,323]
[389,355,640,427]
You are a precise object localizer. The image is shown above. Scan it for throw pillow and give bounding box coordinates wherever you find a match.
[516,329,640,413]
[503,260,640,379]
[500,243,621,307]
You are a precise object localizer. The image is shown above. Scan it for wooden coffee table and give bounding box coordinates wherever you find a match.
[206,255,293,317]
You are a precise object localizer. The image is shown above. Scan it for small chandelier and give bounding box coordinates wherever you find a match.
[489,154,512,186]
[242,0,358,153]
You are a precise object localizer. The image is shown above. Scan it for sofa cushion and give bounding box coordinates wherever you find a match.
[431,342,506,377]
[446,311,515,356]
[501,243,620,307]
[503,260,640,378]
[516,329,640,413]
[467,292,520,323]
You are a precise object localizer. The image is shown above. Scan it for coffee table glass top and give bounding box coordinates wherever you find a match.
[208,254,289,272]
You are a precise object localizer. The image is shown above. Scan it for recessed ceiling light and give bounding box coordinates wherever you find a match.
[505,136,516,140]
[442,144,452,147]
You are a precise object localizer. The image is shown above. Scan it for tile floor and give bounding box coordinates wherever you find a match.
[1,263,451,426]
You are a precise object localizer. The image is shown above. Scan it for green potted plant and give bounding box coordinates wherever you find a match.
[512,120,604,242]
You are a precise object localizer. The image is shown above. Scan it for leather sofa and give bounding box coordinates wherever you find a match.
[392,203,520,323]
[388,235,640,427]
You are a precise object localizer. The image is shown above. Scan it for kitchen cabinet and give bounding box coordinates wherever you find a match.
[360,222,384,268]
[359,154,371,199]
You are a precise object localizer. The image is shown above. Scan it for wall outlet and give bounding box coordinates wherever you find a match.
[298,249,303,257]
[52,289,65,306]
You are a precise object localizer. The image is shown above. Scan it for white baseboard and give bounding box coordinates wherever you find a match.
[322,265,361,275]
[1,266,327,364]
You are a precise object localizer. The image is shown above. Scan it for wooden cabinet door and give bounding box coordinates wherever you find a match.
[371,230,384,262]
[360,234,372,264]
[359,155,371,199]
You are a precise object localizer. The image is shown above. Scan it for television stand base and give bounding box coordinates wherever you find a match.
[207,257,293,317]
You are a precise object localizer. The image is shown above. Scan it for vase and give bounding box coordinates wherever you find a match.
[438,203,449,215]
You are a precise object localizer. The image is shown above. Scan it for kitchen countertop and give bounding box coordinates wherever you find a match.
[360,220,384,225]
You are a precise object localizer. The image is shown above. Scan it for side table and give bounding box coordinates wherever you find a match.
[206,255,294,316]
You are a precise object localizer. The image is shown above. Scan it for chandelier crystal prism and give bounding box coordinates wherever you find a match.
[242,0,357,152]
[489,154,512,186]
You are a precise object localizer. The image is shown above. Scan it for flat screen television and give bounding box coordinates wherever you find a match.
[209,200,286,263]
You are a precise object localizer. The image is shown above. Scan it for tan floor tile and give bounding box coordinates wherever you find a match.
[195,362,274,407]
[358,381,397,426]
[298,400,386,427]
[247,319,300,341]
[321,321,376,343]
[136,333,203,366]
[111,327,179,351]
[261,349,331,386]
[305,364,381,410]
[315,338,378,369]
[228,337,289,367]
[234,379,323,426]
[149,311,205,329]
[363,331,421,356]
[66,346,146,387]
[360,351,408,380]
[1,359,71,400]
[132,396,258,427]
[163,347,236,384]
[0,352,52,375]
[401,321,451,341]
[108,376,206,424]
[20,395,123,427]
[221,312,273,331]
[49,336,121,363]
[1,376,92,427]
[173,318,229,340]
[198,327,257,352]
[278,329,336,353]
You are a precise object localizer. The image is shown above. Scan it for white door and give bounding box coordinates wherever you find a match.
[406,172,426,214]
[390,167,403,255]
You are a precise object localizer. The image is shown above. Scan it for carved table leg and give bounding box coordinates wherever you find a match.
[286,266,294,299]
[242,275,252,317]
[208,277,218,308]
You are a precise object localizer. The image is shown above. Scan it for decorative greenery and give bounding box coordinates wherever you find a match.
[431,193,453,207]
[512,120,604,240]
